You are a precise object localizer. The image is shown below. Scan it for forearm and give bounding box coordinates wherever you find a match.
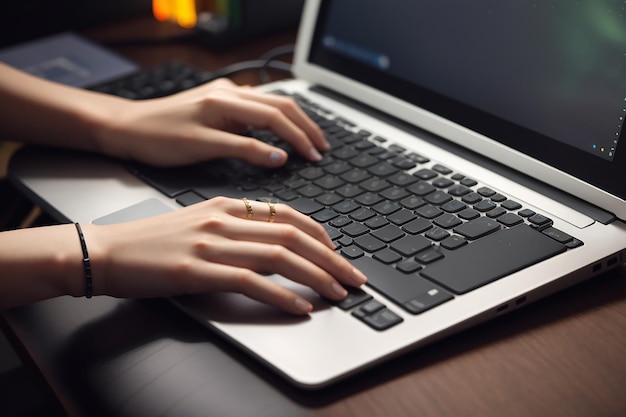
[0,223,85,309]
[0,62,123,154]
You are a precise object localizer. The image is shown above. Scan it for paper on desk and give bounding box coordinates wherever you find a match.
[0,32,139,88]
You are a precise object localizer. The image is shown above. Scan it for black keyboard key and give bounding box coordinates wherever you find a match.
[421,225,567,294]
[387,172,419,187]
[349,207,377,221]
[342,222,370,237]
[332,146,360,159]
[432,178,454,188]
[368,162,399,177]
[365,215,389,230]
[497,212,524,227]
[175,191,206,206]
[387,208,416,225]
[432,164,452,175]
[361,308,403,331]
[352,300,385,318]
[341,169,371,184]
[541,227,574,244]
[372,224,405,243]
[312,208,340,223]
[402,218,433,234]
[529,213,552,227]
[314,175,345,190]
[324,161,352,175]
[454,216,500,240]
[372,200,401,215]
[354,235,387,252]
[501,200,522,210]
[461,192,483,204]
[413,168,438,180]
[380,187,411,201]
[287,198,324,214]
[415,248,445,263]
[336,184,365,198]
[440,235,468,250]
[408,181,436,196]
[416,204,443,219]
[329,216,352,228]
[316,192,343,206]
[350,255,452,314]
[396,258,423,274]
[400,195,426,210]
[458,208,481,221]
[474,200,497,212]
[477,187,496,197]
[298,166,325,180]
[487,207,507,218]
[373,248,403,264]
[448,184,472,197]
[390,234,432,257]
[349,154,379,168]
[360,178,391,192]
[336,287,373,310]
[433,213,462,229]
[441,199,467,213]
[341,245,364,259]
[425,227,450,241]
[333,200,360,214]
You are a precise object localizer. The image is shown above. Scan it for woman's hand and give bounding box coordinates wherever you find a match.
[96,78,330,168]
[82,197,367,315]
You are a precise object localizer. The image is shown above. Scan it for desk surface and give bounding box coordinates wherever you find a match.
[2,15,626,417]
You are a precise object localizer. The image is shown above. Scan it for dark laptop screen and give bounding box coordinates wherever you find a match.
[309,0,626,200]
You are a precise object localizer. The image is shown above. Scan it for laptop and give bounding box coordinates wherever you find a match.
[8,0,626,388]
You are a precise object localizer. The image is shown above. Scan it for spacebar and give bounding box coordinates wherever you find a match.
[420,225,567,294]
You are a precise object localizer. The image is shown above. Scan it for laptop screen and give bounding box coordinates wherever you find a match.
[309,0,626,200]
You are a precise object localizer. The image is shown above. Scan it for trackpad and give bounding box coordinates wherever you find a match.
[92,198,173,225]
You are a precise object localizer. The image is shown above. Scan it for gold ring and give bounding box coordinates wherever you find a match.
[266,201,276,223]
[242,197,253,220]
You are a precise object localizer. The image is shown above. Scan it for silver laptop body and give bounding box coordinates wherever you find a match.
[9,0,626,388]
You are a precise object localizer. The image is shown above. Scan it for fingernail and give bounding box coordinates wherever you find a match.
[268,150,284,164]
[352,268,367,285]
[294,298,313,314]
[309,148,323,161]
[332,282,348,298]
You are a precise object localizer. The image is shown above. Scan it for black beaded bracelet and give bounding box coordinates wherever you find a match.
[74,223,93,298]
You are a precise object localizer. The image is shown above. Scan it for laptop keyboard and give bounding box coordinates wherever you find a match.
[94,63,584,331]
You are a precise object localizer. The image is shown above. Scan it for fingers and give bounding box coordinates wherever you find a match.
[194,128,291,168]
[196,238,359,304]
[191,262,315,315]
[198,88,329,163]
[204,218,366,289]
[193,197,368,314]
[234,89,329,152]
[219,197,334,249]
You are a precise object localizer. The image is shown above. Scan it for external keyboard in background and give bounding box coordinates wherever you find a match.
[92,64,584,332]
[88,61,214,100]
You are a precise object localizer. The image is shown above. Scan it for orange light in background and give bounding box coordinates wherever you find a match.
[175,0,198,28]
[152,0,172,21]
[152,0,198,28]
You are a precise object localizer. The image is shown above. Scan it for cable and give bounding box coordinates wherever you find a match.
[206,58,293,83]
[258,44,296,83]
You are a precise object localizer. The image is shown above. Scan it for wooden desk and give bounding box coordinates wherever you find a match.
[2,15,626,417]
